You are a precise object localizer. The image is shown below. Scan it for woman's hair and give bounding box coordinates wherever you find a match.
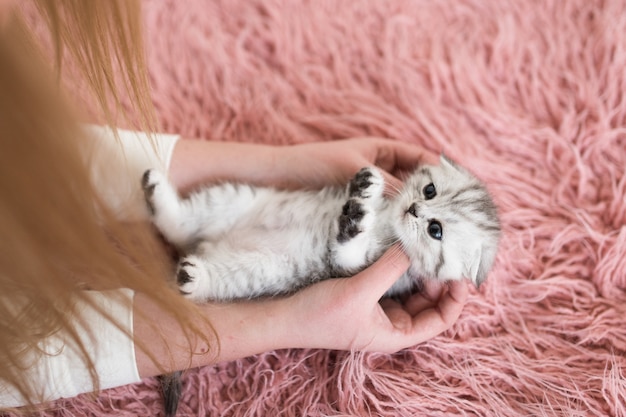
[0,1,212,407]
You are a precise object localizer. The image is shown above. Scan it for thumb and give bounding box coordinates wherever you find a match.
[353,244,410,299]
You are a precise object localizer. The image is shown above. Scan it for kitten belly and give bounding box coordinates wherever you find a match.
[221,223,334,293]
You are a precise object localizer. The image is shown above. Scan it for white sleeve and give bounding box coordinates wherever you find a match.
[82,125,180,221]
[0,289,139,408]
[0,128,180,408]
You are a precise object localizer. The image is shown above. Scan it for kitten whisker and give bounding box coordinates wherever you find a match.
[384,181,404,197]
[377,236,401,248]
[387,248,410,278]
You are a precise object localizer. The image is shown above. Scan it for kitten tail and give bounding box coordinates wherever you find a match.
[159,371,183,417]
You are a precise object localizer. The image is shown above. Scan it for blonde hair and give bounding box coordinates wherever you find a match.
[0,1,211,408]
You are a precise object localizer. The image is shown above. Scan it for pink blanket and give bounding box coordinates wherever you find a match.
[24,0,626,415]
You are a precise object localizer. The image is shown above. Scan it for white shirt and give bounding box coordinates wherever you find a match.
[0,127,179,408]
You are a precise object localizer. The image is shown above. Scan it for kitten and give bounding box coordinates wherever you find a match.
[141,155,500,302]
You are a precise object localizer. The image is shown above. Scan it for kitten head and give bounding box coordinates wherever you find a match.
[393,155,500,288]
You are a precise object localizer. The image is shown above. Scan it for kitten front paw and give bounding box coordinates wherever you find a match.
[337,199,366,243]
[176,257,209,302]
[348,167,385,200]
[336,168,384,244]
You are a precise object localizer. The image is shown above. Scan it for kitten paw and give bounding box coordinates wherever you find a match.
[141,169,184,235]
[141,170,157,215]
[337,199,366,243]
[336,168,383,243]
[176,257,209,302]
[348,167,384,200]
[333,193,378,271]
[141,169,170,216]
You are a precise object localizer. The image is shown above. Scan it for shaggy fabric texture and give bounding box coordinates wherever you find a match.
[17,0,626,416]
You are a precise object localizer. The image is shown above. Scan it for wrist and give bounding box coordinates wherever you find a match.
[204,298,294,362]
[134,293,289,377]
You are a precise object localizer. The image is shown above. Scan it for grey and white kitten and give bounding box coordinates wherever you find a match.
[141,155,500,301]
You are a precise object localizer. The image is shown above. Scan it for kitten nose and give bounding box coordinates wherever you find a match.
[407,203,418,217]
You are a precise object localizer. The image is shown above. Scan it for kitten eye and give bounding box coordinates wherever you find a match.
[423,183,437,200]
[427,220,443,240]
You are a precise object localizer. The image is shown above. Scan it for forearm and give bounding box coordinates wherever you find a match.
[133,293,295,378]
[168,139,287,193]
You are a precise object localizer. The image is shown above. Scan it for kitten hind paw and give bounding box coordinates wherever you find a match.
[141,170,158,215]
[141,169,171,216]
[176,258,209,302]
[141,169,183,228]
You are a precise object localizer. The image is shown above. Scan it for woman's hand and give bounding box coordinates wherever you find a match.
[135,245,468,377]
[279,245,468,353]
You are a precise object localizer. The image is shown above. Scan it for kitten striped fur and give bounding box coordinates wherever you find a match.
[142,155,500,302]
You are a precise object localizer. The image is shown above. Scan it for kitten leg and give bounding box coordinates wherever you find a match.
[175,239,301,302]
[331,167,385,273]
[141,169,198,247]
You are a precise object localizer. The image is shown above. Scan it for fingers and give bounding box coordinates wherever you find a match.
[403,290,440,316]
[376,140,439,170]
[409,280,469,341]
[352,244,410,299]
[444,280,469,319]
[421,279,446,302]
[372,280,469,352]
[379,298,412,332]
[371,140,439,196]
[395,142,439,167]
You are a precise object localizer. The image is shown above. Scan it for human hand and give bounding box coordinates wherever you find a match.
[135,245,467,377]
[282,245,468,353]
[276,137,439,192]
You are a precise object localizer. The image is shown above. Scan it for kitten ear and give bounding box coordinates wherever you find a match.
[439,154,463,172]
[466,246,483,288]
[467,243,497,288]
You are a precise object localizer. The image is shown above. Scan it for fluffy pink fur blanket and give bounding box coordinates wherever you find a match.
[21,0,626,415]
